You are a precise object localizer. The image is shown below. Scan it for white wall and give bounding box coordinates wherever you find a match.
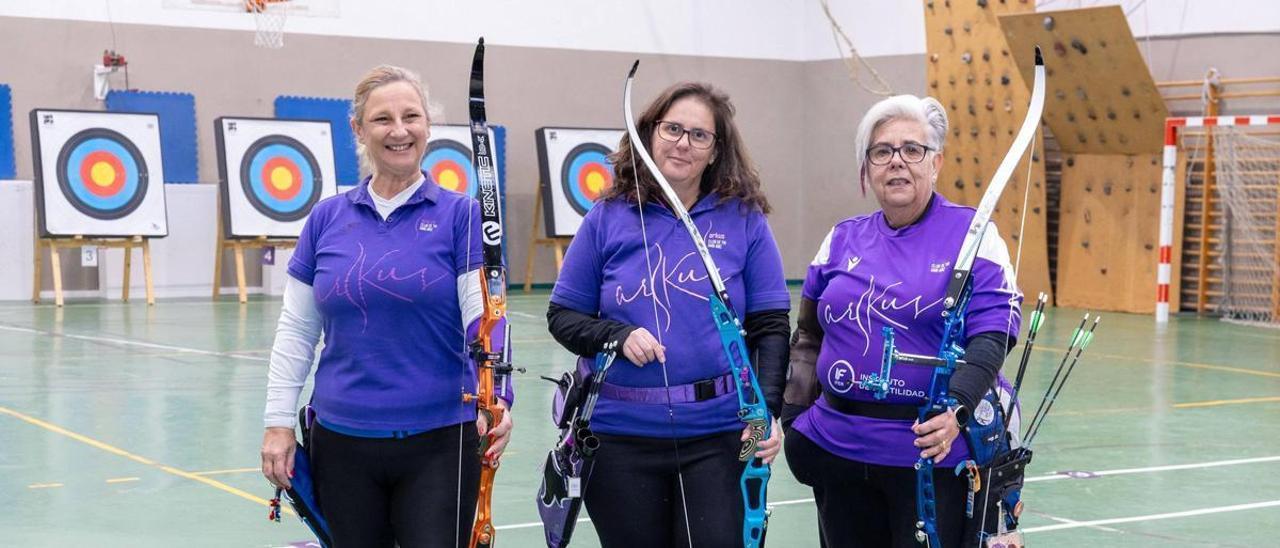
[2,0,1275,62]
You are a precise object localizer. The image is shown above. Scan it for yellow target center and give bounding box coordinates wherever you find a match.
[270,166,294,190]
[439,170,460,190]
[586,171,606,193]
[90,162,117,187]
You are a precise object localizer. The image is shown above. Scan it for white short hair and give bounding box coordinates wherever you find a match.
[854,94,948,175]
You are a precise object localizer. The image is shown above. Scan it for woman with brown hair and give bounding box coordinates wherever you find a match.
[545,81,790,547]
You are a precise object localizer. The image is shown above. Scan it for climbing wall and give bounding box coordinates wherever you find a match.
[1000,6,1171,312]
[924,0,1052,304]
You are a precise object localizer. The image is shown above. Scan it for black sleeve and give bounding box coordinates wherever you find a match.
[781,297,823,430]
[546,302,636,358]
[743,309,790,418]
[950,331,1017,424]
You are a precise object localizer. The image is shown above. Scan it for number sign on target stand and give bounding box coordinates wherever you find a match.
[29,109,169,306]
[213,117,338,302]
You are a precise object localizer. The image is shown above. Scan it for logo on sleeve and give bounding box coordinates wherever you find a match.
[826,360,857,393]
[846,256,861,271]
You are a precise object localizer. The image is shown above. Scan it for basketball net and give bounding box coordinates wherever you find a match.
[248,0,289,49]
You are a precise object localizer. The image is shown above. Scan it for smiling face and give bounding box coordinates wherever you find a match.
[352,81,430,180]
[649,96,718,193]
[867,118,943,226]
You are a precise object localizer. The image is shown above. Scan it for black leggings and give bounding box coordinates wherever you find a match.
[785,430,968,548]
[310,421,480,548]
[582,430,747,548]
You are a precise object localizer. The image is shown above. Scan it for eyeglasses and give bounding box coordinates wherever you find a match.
[655,121,717,150]
[865,142,934,166]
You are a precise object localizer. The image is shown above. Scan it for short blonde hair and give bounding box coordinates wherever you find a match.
[854,94,948,177]
[350,64,439,176]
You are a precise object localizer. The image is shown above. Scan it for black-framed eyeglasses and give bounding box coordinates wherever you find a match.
[655,121,717,150]
[865,142,934,165]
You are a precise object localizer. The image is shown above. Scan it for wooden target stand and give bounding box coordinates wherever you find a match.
[522,184,570,293]
[32,232,154,307]
[212,196,295,304]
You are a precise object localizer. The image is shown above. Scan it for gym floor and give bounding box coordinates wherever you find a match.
[1,289,1278,547]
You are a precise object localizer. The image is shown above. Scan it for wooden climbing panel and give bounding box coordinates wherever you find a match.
[1001,6,1173,312]
[999,6,1168,155]
[924,0,1052,303]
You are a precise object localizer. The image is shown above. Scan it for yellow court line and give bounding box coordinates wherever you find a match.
[1033,345,1280,379]
[0,405,291,515]
[193,467,259,476]
[106,477,141,483]
[1174,396,1280,409]
[28,483,64,489]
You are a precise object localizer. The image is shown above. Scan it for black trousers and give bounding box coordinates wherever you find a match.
[785,430,968,548]
[582,430,747,548]
[311,421,481,548]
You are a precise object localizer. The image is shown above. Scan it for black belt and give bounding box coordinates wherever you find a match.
[822,391,919,420]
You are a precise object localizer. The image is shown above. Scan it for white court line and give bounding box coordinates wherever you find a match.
[492,454,1280,532]
[0,323,267,362]
[507,311,542,320]
[1026,455,1280,483]
[1022,499,1280,533]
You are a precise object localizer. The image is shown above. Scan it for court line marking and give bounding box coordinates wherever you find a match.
[492,455,1280,531]
[1021,499,1280,533]
[28,483,63,489]
[1034,344,1280,379]
[106,477,141,483]
[0,405,290,515]
[1173,396,1280,409]
[194,467,260,476]
[0,323,267,363]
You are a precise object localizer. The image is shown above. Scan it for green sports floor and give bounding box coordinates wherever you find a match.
[1,289,1278,547]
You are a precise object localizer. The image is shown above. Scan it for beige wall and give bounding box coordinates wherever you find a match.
[2,16,1276,292]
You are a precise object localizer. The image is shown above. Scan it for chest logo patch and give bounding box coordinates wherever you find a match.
[418,220,438,232]
[826,359,857,393]
[706,231,727,250]
[930,260,951,273]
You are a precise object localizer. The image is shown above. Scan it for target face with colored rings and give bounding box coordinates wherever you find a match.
[561,143,614,215]
[422,140,477,198]
[239,135,322,222]
[55,128,149,220]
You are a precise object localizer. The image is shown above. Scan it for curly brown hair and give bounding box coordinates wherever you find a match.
[604,82,771,214]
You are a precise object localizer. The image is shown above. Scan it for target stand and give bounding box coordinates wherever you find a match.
[32,234,154,307]
[522,187,570,293]
[212,117,337,303]
[29,109,169,307]
[525,127,623,292]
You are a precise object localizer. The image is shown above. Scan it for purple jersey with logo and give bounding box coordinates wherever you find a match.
[289,176,484,432]
[792,193,1022,467]
[551,194,791,438]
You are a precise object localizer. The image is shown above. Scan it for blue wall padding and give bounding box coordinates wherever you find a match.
[105,90,198,183]
[0,85,14,179]
[274,96,359,186]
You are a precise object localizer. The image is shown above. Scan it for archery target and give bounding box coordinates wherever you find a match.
[535,127,623,237]
[30,109,168,237]
[422,125,499,199]
[216,117,337,238]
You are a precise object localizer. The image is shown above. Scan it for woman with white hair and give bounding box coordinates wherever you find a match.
[780,94,1022,547]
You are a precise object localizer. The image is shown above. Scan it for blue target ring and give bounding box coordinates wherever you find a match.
[423,140,477,199]
[239,135,322,222]
[56,128,148,220]
[561,143,614,215]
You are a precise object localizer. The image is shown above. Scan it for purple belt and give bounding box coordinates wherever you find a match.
[577,359,737,404]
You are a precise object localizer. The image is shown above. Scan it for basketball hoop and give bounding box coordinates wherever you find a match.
[247,0,289,49]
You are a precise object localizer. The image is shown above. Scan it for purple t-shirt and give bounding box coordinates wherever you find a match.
[792,193,1023,467]
[289,176,485,432]
[551,193,791,438]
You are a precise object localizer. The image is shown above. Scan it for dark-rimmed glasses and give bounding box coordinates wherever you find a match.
[655,121,717,150]
[866,142,934,165]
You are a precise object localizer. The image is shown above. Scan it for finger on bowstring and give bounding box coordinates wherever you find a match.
[653,343,666,364]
